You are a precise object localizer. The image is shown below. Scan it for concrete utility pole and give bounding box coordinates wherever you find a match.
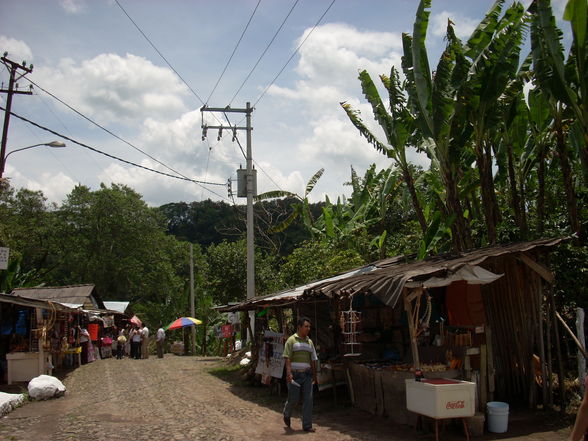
[201,103,255,338]
[0,54,33,178]
[190,243,196,355]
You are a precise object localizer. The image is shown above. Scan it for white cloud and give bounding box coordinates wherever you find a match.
[294,23,402,89]
[260,23,404,202]
[0,36,33,63]
[430,11,479,39]
[35,53,189,124]
[6,165,77,203]
[59,0,87,15]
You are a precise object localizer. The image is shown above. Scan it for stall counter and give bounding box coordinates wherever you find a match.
[6,351,53,384]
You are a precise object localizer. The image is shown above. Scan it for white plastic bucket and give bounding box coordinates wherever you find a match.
[487,401,509,433]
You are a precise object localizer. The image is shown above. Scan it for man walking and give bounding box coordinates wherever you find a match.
[282,316,318,432]
[156,324,165,358]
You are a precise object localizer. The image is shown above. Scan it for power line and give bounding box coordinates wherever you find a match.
[229,0,300,105]
[206,0,262,104]
[114,0,205,105]
[0,106,230,201]
[0,94,81,182]
[24,77,206,185]
[253,0,336,108]
[33,90,113,182]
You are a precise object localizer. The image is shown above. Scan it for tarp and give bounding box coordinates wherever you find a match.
[405,265,503,289]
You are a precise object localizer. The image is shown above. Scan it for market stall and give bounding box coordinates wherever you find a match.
[223,237,566,417]
[0,293,80,384]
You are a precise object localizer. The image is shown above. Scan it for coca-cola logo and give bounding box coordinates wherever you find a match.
[446,400,465,409]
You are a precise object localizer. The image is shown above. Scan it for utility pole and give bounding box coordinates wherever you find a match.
[201,103,255,339]
[0,54,34,178]
[190,243,196,355]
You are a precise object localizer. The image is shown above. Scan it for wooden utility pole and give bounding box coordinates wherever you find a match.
[0,54,33,178]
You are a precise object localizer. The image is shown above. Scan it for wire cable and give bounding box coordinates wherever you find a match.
[0,94,81,182]
[33,90,113,182]
[24,77,209,185]
[1,106,230,201]
[114,0,206,105]
[253,0,336,108]
[229,0,300,105]
[206,0,262,104]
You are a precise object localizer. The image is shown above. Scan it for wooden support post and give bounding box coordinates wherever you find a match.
[538,283,549,408]
[404,288,421,368]
[486,326,495,402]
[577,308,586,397]
[545,298,554,407]
[551,291,565,413]
[480,344,488,408]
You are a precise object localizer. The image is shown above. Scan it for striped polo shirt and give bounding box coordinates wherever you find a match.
[283,333,317,370]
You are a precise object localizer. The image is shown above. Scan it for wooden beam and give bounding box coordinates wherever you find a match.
[403,289,420,368]
[518,253,555,284]
[556,311,588,360]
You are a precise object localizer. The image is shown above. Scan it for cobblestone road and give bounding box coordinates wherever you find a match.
[0,355,573,441]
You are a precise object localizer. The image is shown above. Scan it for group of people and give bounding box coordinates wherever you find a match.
[115,323,166,360]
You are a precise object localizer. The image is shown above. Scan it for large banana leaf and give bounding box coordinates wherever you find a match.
[304,168,324,198]
[411,0,434,137]
[340,102,391,157]
[465,0,505,59]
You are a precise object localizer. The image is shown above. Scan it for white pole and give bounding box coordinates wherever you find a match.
[190,243,196,355]
[246,102,255,342]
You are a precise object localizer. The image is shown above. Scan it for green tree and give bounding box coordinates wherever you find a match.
[205,239,281,305]
[53,183,185,303]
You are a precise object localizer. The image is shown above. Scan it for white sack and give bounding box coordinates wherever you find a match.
[28,375,66,400]
[0,392,24,415]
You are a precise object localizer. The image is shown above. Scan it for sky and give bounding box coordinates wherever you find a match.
[0,0,571,207]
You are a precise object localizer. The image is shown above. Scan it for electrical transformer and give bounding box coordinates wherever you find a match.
[236,167,257,197]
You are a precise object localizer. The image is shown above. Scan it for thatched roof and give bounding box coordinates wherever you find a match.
[222,237,566,312]
[11,284,104,310]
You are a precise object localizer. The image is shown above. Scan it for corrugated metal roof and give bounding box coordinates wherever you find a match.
[11,284,104,309]
[103,301,129,314]
[222,237,566,311]
[0,292,78,311]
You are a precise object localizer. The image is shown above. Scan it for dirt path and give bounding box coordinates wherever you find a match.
[0,355,572,441]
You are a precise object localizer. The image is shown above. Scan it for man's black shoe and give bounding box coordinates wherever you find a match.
[283,416,291,428]
[303,427,316,432]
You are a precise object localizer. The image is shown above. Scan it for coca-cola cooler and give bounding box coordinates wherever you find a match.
[405,378,475,419]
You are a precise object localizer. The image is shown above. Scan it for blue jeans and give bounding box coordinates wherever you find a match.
[283,370,313,430]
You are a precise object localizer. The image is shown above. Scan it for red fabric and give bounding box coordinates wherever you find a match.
[445,281,487,326]
[221,324,233,338]
[88,323,99,341]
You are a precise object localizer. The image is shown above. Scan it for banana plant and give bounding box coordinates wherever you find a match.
[341,65,427,234]
[563,0,588,183]
[457,1,527,243]
[530,0,581,238]
[255,168,324,235]
[400,0,475,251]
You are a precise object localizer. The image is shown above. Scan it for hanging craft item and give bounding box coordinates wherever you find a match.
[340,297,362,357]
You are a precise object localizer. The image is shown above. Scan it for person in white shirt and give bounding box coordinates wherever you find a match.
[131,326,142,359]
[141,324,150,359]
[156,325,165,358]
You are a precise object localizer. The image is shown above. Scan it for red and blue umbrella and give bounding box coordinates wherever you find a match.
[165,317,203,331]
